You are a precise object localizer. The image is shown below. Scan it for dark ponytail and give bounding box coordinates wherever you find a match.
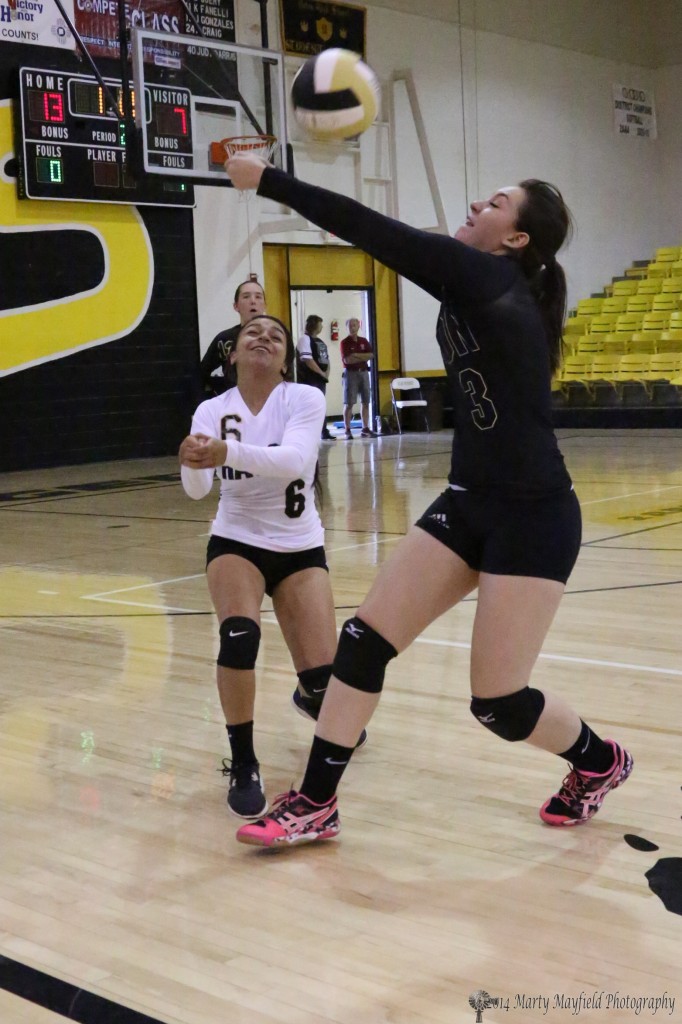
[514,179,573,376]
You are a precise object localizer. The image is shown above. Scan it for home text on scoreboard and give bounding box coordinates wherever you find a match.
[16,67,195,207]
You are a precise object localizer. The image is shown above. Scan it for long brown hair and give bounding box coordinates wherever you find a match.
[514,179,573,375]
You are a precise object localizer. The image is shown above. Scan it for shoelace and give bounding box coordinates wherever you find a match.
[219,759,258,787]
[268,790,299,817]
[556,769,589,807]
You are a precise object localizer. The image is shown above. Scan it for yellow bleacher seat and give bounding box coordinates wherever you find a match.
[577,337,604,355]
[638,311,667,331]
[617,354,650,380]
[629,332,659,354]
[636,279,664,295]
[600,296,628,315]
[563,317,589,336]
[656,329,682,353]
[559,354,592,381]
[668,311,682,331]
[590,355,621,380]
[611,280,639,296]
[615,313,644,334]
[652,295,680,313]
[647,353,682,380]
[575,298,603,317]
[654,247,682,262]
[589,355,621,403]
[557,355,592,404]
[626,295,654,313]
[601,334,628,356]
[647,262,672,279]
[625,266,648,279]
[641,312,670,333]
[588,314,618,334]
[661,277,682,295]
[671,260,682,276]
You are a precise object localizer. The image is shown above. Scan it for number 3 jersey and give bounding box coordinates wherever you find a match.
[181,381,325,552]
[258,167,574,499]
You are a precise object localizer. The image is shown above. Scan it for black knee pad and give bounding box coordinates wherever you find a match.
[470,687,545,741]
[218,617,260,669]
[297,665,332,698]
[332,617,397,694]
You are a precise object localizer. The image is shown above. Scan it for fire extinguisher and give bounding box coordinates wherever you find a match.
[330,319,339,341]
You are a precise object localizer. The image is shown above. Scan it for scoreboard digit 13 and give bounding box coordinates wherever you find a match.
[15,66,195,207]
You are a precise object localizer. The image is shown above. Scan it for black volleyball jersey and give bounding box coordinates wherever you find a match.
[259,167,572,497]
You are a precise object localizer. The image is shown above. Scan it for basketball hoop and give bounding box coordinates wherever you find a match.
[210,134,278,167]
[214,134,278,274]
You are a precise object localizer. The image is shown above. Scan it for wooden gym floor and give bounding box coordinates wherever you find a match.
[1,428,681,1024]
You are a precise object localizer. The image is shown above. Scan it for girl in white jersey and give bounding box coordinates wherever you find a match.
[179,315,363,818]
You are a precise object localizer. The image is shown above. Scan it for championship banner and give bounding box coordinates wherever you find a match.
[74,0,186,60]
[613,84,657,139]
[0,0,76,49]
[184,0,235,43]
[279,0,366,59]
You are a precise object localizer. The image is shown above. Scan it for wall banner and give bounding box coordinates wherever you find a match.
[0,0,75,49]
[184,0,235,43]
[279,0,366,59]
[613,84,657,139]
[73,0,186,60]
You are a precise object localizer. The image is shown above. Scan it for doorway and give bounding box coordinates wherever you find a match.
[291,288,375,429]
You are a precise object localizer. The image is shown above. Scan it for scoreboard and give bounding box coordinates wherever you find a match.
[15,67,195,207]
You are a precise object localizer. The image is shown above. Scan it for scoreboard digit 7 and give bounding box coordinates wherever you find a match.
[15,67,195,207]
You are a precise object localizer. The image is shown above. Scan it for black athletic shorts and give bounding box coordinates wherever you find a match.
[415,487,582,584]
[206,535,328,596]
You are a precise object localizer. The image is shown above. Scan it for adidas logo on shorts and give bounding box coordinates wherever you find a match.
[428,512,449,528]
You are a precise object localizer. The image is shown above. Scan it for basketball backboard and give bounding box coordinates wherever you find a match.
[131,29,289,182]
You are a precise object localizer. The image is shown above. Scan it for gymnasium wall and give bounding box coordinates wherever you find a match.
[655,63,682,246]
[195,1,674,377]
[0,41,201,473]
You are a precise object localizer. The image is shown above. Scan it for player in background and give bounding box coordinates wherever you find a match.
[200,280,266,396]
[180,314,364,818]
[224,156,633,847]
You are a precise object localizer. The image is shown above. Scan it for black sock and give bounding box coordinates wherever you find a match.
[300,735,355,805]
[226,721,256,765]
[559,720,615,774]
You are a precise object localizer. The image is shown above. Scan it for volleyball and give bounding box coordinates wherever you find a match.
[291,48,380,141]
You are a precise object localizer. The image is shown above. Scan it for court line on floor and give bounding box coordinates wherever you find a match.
[81,537,402,603]
[411,635,682,678]
[583,518,682,545]
[0,953,164,1024]
[581,483,682,506]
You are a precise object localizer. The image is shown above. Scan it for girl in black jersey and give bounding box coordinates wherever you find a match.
[224,157,633,849]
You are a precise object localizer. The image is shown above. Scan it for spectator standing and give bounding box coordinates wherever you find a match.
[296,315,335,441]
[340,318,376,439]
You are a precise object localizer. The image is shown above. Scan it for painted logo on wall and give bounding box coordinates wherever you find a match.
[0,100,154,377]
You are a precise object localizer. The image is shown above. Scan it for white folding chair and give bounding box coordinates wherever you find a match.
[390,377,429,433]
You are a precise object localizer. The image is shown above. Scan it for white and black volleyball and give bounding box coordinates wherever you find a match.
[291,48,380,140]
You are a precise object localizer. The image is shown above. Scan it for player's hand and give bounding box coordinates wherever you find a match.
[225,153,268,191]
[179,433,228,468]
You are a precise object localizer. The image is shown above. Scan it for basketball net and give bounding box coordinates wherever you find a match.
[221,135,278,274]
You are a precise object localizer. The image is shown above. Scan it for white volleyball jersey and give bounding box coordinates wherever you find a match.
[181,381,325,552]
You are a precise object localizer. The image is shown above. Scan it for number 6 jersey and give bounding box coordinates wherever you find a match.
[181,381,325,552]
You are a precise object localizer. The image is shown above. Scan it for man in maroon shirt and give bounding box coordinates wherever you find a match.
[339,318,377,439]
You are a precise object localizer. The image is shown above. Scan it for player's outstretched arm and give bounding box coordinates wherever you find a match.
[226,156,511,304]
